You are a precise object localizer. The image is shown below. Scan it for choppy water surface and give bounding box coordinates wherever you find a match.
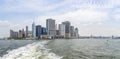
[0,39,120,59]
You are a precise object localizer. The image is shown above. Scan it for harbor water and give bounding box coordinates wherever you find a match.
[0,39,120,59]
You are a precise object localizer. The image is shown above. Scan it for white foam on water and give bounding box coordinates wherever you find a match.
[0,41,62,59]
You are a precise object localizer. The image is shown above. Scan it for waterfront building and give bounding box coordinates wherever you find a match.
[36,25,42,39]
[10,30,18,38]
[22,29,25,38]
[18,30,22,38]
[74,28,79,38]
[28,31,32,38]
[17,29,26,38]
[26,26,28,37]
[56,30,60,35]
[62,21,71,39]
[70,26,74,38]
[32,22,36,38]
[10,30,13,38]
[41,27,47,35]
[46,19,56,37]
[59,24,65,37]
[55,24,58,30]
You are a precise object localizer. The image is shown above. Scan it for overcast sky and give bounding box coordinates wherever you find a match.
[0,0,120,38]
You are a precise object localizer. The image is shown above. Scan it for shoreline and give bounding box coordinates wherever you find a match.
[0,38,120,40]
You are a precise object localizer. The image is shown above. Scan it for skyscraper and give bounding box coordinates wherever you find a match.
[41,27,47,35]
[10,30,13,38]
[46,19,56,36]
[32,22,36,38]
[74,28,79,38]
[62,21,71,38]
[70,26,74,38]
[59,24,65,37]
[10,30,18,38]
[18,30,22,38]
[26,26,28,37]
[22,29,25,38]
[36,25,41,39]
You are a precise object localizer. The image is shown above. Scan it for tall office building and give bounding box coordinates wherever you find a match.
[32,22,36,37]
[10,30,13,38]
[18,30,22,38]
[62,21,71,38]
[26,26,28,37]
[10,30,18,38]
[41,27,47,35]
[70,26,74,38]
[74,28,79,38]
[46,19,56,36]
[55,24,58,30]
[22,29,25,38]
[36,25,41,39]
[59,24,65,37]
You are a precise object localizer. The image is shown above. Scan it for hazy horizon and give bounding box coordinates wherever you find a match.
[0,0,120,38]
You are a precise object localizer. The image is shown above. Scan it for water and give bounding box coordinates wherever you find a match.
[0,39,120,59]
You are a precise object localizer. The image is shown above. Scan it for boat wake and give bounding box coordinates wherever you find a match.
[0,41,62,59]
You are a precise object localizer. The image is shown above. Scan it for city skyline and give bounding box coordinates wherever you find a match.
[10,19,79,39]
[0,0,120,38]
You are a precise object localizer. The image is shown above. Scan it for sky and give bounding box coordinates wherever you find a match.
[0,0,120,38]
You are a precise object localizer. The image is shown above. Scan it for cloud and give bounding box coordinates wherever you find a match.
[0,0,120,37]
[0,0,118,13]
[0,0,66,13]
[35,8,109,27]
[78,24,120,36]
[0,20,10,38]
[111,7,120,21]
[45,8,119,36]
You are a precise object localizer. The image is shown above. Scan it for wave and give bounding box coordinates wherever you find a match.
[0,41,62,59]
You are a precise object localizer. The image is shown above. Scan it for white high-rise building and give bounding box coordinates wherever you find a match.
[59,24,65,37]
[32,22,36,37]
[46,19,56,36]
